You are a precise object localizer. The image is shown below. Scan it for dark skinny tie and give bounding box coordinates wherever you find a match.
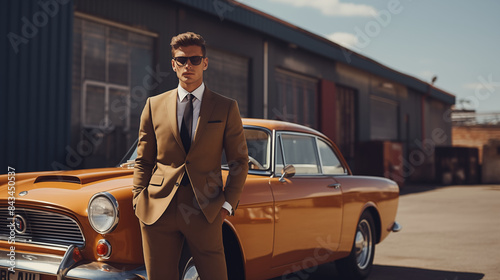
[180,94,193,186]
[180,94,193,153]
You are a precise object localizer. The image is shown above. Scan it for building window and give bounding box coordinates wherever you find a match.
[82,81,130,129]
[274,69,318,129]
[370,95,399,141]
[204,48,249,117]
[72,15,155,168]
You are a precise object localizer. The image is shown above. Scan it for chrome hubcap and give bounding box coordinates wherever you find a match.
[182,258,200,280]
[354,219,372,270]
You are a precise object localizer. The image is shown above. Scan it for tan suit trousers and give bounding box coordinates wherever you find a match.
[140,183,228,280]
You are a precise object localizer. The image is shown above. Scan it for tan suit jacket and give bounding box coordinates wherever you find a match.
[133,88,248,225]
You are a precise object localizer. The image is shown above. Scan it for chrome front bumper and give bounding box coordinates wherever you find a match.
[391,221,402,232]
[0,245,147,279]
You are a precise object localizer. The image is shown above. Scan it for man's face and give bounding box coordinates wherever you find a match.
[171,45,208,91]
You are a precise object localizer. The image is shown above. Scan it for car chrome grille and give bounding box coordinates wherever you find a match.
[0,208,85,248]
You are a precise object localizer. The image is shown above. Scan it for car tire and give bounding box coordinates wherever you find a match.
[335,211,376,280]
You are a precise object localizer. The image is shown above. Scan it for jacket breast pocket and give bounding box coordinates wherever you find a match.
[149,174,164,187]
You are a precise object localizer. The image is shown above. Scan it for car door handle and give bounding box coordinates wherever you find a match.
[327,183,341,189]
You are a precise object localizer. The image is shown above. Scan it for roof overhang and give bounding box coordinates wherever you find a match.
[173,0,456,105]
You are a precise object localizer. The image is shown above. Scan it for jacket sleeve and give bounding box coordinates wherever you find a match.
[132,97,157,207]
[222,100,249,211]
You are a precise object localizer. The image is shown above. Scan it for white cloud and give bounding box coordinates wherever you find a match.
[270,0,378,17]
[326,32,359,49]
[462,75,500,91]
[463,83,483,90]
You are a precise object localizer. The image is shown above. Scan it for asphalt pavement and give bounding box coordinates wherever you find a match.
[275,184,500,280]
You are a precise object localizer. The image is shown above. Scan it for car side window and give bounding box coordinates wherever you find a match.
[275,135,285,175]
[280,133,320,175]
[317,139,346,175]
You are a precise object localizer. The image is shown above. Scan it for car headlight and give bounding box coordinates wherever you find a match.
[88,192,119,234]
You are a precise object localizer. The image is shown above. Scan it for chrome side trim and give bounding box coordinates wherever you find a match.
[391,221,402,232]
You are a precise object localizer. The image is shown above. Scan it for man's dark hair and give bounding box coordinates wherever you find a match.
[170,32,206,57]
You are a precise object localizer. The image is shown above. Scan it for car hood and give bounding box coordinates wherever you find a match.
[0,168,134,213]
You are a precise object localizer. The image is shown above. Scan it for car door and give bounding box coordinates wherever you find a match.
[270,132,343,268]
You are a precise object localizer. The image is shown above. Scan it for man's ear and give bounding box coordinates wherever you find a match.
[203,57,209,71]
[171,59,176,71]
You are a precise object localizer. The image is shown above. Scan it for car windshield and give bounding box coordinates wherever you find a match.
[120,127,271,171]
[222,128,271,171]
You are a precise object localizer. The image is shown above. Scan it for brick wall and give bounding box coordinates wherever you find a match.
[452,125,500,163]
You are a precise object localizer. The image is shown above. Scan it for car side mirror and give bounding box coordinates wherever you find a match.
[279,164,296,182]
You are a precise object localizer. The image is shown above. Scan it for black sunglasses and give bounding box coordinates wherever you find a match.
[173,56,205,66]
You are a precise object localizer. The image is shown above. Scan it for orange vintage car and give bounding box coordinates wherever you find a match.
[0,119,400,280]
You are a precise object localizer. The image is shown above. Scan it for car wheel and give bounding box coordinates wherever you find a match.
[179,244,200,280]
[180,255,200,280]
[336,211,376,280]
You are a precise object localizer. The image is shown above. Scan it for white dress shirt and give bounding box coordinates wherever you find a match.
[177,83,233,215]
[177,83,204,139]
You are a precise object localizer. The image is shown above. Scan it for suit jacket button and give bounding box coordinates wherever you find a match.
[186,161,190,164]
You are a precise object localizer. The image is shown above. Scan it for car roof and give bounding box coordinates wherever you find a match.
[242,118,328,139]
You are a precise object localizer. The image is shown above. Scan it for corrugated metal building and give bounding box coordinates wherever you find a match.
[2,0,455,183]
[2,0,73,173]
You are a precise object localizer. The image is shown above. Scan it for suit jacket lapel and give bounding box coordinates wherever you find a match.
[192,88,216,149]
[165,89,186,154]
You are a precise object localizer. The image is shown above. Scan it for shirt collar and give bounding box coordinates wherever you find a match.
[177,82,205,102]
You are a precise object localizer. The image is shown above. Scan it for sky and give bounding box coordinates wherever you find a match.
[236,0,500,113]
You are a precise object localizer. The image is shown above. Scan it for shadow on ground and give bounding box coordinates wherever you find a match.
[399,183,500,196]
[399,184,448,196]
[369,265,484,280]
[271,263,484,280]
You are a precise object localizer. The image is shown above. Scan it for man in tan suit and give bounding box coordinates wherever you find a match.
[133,32,248,280]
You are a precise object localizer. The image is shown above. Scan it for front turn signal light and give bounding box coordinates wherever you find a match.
[96,239,112,259]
